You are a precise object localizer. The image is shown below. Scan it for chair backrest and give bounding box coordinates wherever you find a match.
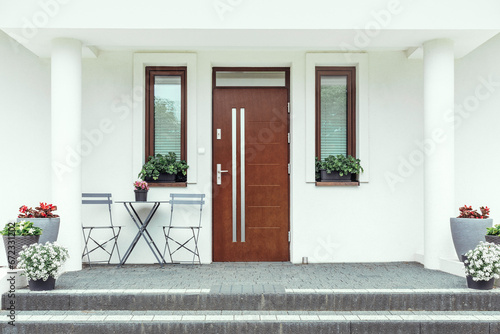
[82,193,114,227]
[169,193,205,228]
[170,193,205,206]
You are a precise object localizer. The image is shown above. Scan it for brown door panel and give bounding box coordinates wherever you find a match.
[213,87,289,262]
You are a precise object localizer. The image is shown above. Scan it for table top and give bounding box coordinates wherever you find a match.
[115,201,170,204]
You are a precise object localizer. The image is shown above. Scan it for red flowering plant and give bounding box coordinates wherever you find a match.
[457,205,490,219]
[18,203,59,218]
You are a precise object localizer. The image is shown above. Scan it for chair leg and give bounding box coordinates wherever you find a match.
[82,227,93,268]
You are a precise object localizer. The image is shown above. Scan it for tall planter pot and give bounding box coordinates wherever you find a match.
[450,218,493,261]
[17,218,60,244]
[2,235,40,269]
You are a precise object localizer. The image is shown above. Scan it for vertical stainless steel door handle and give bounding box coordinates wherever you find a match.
[216,164,228,185]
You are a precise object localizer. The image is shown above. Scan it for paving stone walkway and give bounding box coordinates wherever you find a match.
[51,262,467,290]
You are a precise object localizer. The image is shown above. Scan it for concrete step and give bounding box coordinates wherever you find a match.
[2,310,500,334]
[4,288,500,312]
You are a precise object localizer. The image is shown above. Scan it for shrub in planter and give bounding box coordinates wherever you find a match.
[463,241,500,289]
[1,221,42,268]
[138,152,189,182]
[450,205,493,261]
[17,242,69,291]
[17,202,60,244]
[315,155,363,181]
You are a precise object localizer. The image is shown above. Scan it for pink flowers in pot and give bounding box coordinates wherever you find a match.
[458,205,490,219]
[134,180,149,191]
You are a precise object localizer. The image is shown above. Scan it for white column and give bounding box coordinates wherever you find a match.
[51,38,82,271]
[423,39,455,269]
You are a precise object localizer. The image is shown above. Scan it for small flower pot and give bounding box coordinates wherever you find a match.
[28,276,56,291]
[485,235,500,245]
[134,189,148,202]
[466,275,494,290]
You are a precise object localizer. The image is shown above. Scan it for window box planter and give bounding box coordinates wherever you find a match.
[319,169,352,182]
[146,172,176,183]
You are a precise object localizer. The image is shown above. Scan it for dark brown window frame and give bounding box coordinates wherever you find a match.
[315,66,356,160]
[145,66,187,163]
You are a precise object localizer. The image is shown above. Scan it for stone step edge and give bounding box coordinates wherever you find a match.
[6,293,500,311]
[4,310,500,323]
[8,288,500,295]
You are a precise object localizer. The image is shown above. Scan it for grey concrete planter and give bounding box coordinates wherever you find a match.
[450,218,493,261]
[16,218,60,244]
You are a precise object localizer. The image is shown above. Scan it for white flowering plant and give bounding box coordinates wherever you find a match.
[0,220,42,236]
[463,241,500,281]
[17,242,69,281]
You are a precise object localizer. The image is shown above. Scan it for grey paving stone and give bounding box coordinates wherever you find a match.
[420,322,490,334]
[50,262,465,290]
[351,321,420,334]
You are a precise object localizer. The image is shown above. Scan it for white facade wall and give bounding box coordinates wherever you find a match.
[0,30,428,265]
[2,26,500,267]
[455,34,500,213]
[0,31,51,267]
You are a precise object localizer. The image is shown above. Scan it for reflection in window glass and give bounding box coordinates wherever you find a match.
[320,75,347,159]
[154,76,181,157]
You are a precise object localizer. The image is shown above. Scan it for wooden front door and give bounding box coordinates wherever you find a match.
[213,87,289,261]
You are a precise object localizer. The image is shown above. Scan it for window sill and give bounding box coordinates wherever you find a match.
[315,181,359,187]
[148,182,187,188]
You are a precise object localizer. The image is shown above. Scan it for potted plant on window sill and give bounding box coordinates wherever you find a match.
[17,242,69,291]
[17,202,60,244]
[315,154,363,182]
[450,205,493,261]
[1,220,42,269]
[138,152,189,183]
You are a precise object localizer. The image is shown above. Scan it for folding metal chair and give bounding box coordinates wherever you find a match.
[163,193,205,265]
[82,193,122,266]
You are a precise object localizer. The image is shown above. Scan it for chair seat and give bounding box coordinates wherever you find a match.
[168,226,202,229]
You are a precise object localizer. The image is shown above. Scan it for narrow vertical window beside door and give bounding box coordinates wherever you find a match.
[145,67,187,162]
[315,67,356,159]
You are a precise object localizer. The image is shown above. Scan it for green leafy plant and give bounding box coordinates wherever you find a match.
[316,154,364,176]
[138,152,189,181]
[18,242,69,281]
[487,224,500,236]
[0,221,42,236]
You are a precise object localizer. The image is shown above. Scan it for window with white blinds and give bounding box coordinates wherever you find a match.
[316,67,356,160]
[145,67,186,161]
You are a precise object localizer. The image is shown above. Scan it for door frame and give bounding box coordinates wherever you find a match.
[211,67,291,261]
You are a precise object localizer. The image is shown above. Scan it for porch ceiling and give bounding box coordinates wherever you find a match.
[1,28,498,59]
